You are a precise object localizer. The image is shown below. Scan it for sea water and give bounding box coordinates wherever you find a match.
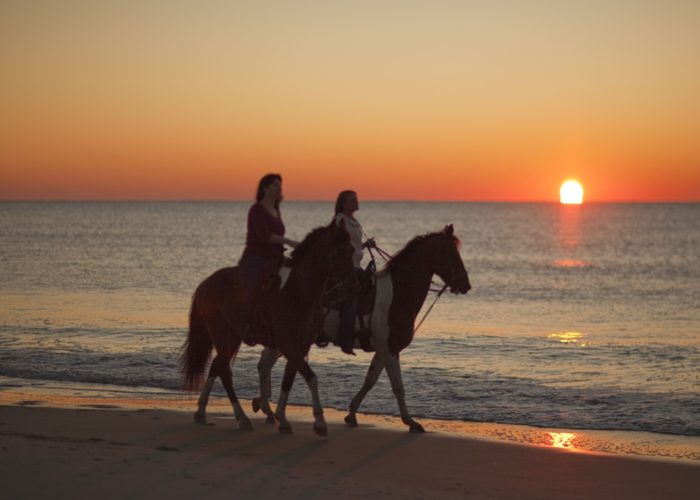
[1,201,698,437]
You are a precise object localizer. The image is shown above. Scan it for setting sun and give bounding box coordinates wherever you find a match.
[560,180,584,204]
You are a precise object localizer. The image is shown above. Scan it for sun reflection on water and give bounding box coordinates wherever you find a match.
[547,331,588,346]
[553,259,591,268]
[557,203,583,248]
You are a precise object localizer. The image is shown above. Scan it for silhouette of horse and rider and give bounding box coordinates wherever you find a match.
[181,174,471,434]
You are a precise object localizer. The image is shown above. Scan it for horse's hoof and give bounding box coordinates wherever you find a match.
[344,415,358,427]
[252,398,261,413]
[194,412,206,425]
[265,414,276,425]
[239,420,254,431]
[409,423,426,434]
[314,424,328,437]
[278,424,294,434]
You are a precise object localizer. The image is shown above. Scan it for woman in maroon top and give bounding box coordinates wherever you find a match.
[238,174,299,343]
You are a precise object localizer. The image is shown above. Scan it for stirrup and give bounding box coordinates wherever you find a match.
[356,328,373,352]
[240,324,256,346]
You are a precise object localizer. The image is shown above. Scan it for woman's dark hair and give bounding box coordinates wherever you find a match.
[334,190,356,215]
[256,173,282,211]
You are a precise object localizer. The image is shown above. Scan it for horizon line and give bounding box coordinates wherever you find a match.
[1,198,698,204]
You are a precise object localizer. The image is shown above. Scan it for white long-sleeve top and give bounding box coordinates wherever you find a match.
[334,212,364,268]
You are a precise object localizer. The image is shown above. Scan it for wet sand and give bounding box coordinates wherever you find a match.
[1,388,698,499]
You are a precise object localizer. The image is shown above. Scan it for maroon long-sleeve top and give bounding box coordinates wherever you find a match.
[242,203,286,258]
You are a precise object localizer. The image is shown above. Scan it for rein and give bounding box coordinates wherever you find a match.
[413,283,448,334]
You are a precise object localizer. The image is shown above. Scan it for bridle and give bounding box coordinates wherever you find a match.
[438,269,469,292]
[371,241,468,294]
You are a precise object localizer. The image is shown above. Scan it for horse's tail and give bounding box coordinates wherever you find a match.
[180,296,212,391]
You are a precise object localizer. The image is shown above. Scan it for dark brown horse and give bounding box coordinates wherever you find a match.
[255,224,471,432]
[180,221,356,435]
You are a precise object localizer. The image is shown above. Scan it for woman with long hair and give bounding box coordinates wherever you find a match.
[238,174,299,343]
[333,190,374,354]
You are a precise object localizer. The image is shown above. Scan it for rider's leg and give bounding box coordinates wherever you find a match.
[237,254,265,344]
[336,292,358,355]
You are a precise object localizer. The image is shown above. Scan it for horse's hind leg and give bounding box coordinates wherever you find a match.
[212,345,252,431]
[253,348,281,424]
[345,352,385,427]
[195,341,241,424]
[194,361,218,424]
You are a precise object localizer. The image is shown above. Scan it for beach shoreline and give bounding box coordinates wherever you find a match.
[1,376,698,464]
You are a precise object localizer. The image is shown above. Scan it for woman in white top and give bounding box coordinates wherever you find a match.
[333,190,374,354]
[334,191,364,269]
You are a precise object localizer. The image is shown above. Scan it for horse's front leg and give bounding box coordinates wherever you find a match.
[304,369,327,437]
[253,347,281,424]
[274,361,297,433]
[345,352,385,427]
[283,349,327,437]
[383,352,424,433]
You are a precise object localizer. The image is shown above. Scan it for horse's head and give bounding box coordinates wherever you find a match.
[290,220,358,293]
[432,224,471,294]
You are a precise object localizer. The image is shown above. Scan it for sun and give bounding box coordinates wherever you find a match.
[560,180,584,204]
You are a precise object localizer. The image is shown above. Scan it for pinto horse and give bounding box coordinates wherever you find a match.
[254,224,471,433]
[180,221,356,436]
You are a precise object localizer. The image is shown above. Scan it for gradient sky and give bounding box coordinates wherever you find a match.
[1,1,699,201]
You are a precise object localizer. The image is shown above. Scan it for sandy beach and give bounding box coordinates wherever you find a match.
[1,389,698,500]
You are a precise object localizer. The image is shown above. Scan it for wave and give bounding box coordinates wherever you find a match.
[1,344,698,437]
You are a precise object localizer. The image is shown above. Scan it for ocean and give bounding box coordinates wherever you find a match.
[1,201,698,438]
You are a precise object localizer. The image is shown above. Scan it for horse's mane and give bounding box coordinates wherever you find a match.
[288,225,329,266]
[384,231,460,272]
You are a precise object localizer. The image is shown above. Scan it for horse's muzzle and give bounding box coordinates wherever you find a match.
[449,271,471,294]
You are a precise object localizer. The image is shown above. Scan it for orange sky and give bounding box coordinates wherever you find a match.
[1,1,699,202]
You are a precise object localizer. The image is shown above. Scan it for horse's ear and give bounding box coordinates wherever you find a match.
[444,224,454,237]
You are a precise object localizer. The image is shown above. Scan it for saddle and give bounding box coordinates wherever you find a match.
[320,263,376,352]
[323,264,376,315]
[356,266,377,317]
